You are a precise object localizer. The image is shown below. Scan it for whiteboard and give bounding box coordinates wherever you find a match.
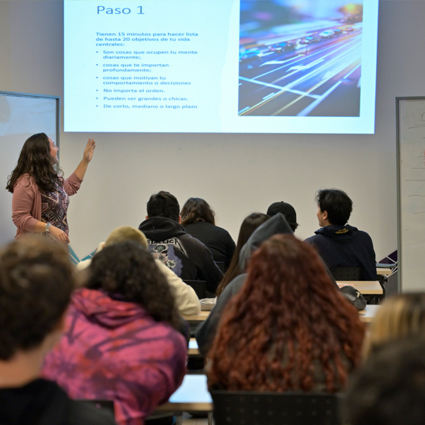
[0,91,59,245]
[397,97,425,292]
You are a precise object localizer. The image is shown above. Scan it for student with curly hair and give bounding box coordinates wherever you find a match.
[42,241,187,425]
[207,234,365,392]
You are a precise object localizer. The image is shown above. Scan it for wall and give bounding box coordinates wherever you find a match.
[1,0,424,264]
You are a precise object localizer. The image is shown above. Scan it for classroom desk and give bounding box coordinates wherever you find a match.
[155,374,213,425]
[188,338,200,356]
[336,281,383,295]
[187,304,380,358]
[376,268,394,277]
[358,304,380,323]
[182,311,210,322]
[184,300,380,331]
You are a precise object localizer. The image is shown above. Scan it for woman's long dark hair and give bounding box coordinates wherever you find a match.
[216,213,269,297]
[208,234,365,392]
[86,241,180,330]
[6,133,63,193]
[181,198,215,227]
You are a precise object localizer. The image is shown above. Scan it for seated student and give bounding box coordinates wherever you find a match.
[207,234,365,391]
[77,226,200,315]
[266,201,298,232]
[181,198,235,272]
[139,191,223,293]
[363,293,425,358]
[42,241,187,425]
[344,337,425,425]
[0,237,115,425]
[215,213,269,297]
[305,189,377,280]
[196,213,292,355]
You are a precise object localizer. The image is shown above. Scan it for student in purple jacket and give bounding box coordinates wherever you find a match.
[42,241,187,425]
[6,133,95,243]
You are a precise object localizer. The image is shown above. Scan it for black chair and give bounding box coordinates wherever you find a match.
[330,266,362,281]
[183,280,206,299]
[211,391,341,425]
[76,399,115,414]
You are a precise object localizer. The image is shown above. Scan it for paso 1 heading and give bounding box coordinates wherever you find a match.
[97,6,144,14]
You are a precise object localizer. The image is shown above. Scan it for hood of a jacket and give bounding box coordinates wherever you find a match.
[139,217,186,241]
[239,213,293,271]
[314,224,359,243]
[71,288,149,328]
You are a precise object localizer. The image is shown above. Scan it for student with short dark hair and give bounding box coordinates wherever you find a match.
[0,236,115,425]
[139,191,223,293]
[305,189,376,280]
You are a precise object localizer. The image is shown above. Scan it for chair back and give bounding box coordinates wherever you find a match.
[184,280,207,299]
[330,266,362,281]
[211,390,341,425]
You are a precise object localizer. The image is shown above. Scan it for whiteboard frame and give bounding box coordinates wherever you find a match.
[0,91,60,245]
[396,96,425,292]
[0,90,60,152]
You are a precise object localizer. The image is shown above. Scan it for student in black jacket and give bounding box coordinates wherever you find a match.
[139,191,223,294]
[0,237,115,425]
[305,189,376,281]
[181,197,235,272]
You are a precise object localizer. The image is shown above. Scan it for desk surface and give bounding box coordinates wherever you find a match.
[182,310,210,322]
[188,338,199,355]
[358,304,380,323]
[336,281,383,295]
[187,304,380,356]
[376,267,394,276]
[156,374,212,412]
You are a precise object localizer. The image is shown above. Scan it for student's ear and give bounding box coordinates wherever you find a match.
[54,311,67,334]
[46,311,68,351]
[145,215,149,220]
[322,210,328,221]
[178,215,182,224]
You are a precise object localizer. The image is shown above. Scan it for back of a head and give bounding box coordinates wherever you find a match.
[87,241,179,328]
[0,236,74,361]
[344,336,425,425]
[215,212,269,297]
[146,191,180,222]
[364,293,425,358]
[181,197,215,226]
[105,226,148,249]
[236,213,270,249]
[6,133,60,194]
[266,201,298,231]
[208,234,364,391]
[316,188,352,225]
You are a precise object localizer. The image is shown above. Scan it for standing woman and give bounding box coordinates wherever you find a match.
[6,133,95,243]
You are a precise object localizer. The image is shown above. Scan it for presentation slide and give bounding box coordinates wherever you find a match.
[64,0,379,134]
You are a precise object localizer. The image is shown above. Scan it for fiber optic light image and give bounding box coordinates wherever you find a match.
[239,1,363,117]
